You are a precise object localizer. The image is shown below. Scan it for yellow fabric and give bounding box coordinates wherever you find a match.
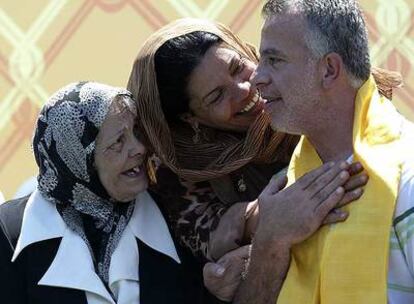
[277,76,407,304]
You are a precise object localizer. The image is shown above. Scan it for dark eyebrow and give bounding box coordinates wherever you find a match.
[228,53,242,72]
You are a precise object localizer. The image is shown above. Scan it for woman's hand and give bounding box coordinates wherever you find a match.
[203,245,250,302]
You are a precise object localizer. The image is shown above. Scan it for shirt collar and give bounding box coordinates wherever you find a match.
[12,189,180,302]
[129,191,180,263]
[12,189,66,261]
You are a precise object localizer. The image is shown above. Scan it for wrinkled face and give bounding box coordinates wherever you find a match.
[186,45,266,132]
[252,15,322,135]
[95,99,148,202]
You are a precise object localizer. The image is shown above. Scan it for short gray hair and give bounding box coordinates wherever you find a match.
[262,0,371,87]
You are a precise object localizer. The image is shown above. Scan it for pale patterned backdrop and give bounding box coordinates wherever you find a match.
[0,0,413,200]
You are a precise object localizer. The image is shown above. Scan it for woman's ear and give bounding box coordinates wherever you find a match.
[179,112,201,143]
[179,112,197,125]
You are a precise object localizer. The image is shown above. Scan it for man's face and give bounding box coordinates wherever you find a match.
[252,14,323,135]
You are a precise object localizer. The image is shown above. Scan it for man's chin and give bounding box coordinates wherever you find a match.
[269,121,279,131]
[269,119,285,132]
[269,121,300,135]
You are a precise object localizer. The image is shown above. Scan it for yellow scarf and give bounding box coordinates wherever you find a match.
[277,76,406,304]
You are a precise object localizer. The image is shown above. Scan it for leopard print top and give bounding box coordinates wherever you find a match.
[150,162,286,261]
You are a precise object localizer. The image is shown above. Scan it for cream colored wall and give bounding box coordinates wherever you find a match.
[0,0,413,199]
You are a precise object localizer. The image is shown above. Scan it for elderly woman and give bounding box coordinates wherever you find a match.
[127,19,401,301]
[0,82,214,304]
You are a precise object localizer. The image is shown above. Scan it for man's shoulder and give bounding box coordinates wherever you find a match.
[392,118,414,221]
[398,118,414,194]
[392,152,414,233]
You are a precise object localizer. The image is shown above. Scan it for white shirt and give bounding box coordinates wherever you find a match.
[387,120,414,303]
[347,119,414,303]
[12,190,180,304]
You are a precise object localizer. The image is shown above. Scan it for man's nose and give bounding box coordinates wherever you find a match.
[250,65,270,89]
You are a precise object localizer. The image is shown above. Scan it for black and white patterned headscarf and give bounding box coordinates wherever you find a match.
[33,81,134,285]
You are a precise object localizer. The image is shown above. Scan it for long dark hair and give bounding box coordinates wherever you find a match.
[154,31,222,123]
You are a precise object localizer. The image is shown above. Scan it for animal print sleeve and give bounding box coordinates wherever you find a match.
[150,166,234,261]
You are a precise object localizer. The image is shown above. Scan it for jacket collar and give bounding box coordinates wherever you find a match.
[129,191,180,263]
[12,189,180,303]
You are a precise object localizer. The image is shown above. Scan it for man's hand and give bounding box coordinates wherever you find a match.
[203,245,250,302]
[244,162,368,236]
[207,161,367,303]
[257,161,364,247]
[323,161,367,223]
[234,161,366,304]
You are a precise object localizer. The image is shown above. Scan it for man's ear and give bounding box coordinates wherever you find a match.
[320,52,343,89]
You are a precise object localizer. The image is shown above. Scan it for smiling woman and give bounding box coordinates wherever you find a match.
[128,19,299,265]
[153,30,267,133]
[0,82,213,304]
[185,44,265,132]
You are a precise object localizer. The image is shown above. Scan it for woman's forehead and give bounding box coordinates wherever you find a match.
[98,109,136,140]
[188,46,239,90]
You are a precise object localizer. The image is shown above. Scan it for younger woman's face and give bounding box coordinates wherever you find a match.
[186,45,266,132]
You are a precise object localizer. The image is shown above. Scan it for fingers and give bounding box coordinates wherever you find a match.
[335,188,364,208]
[262,175,288,195]
[204,247,249,302]
[203,261,237,302]
[315,187,345,219]
[320,187,364,223]
[220,245,251,261]
[343,173,368,191]
[312,168,349,203]
[297,162,335,189]
[215,245,250,274]
[347,162,363,176]
[203,262,226,280]
[307,161,349,197]
[322,209,349,225]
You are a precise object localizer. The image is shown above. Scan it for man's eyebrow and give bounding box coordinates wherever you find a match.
[260,48,284,57]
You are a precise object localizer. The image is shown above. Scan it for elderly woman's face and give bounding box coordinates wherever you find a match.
[186,45,266,132]
[94,100,148,202]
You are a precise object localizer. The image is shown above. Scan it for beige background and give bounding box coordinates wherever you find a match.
[0,0,413,200]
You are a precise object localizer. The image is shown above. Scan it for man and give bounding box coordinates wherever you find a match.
[236,0,413,303]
